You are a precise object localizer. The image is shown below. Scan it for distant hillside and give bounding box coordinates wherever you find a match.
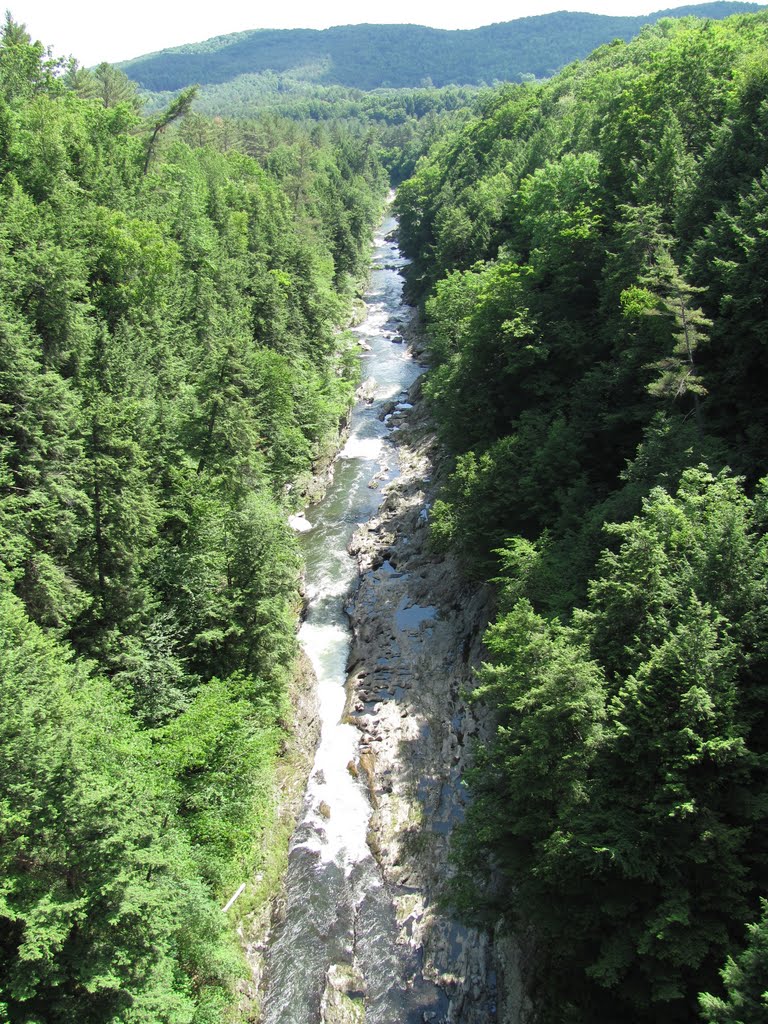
[120,3,764,91]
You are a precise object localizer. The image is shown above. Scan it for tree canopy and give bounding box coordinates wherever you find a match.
[0,15,386,1020]
[393,8,768,1023]
[5,4,768,1021]
[119,4,760,92]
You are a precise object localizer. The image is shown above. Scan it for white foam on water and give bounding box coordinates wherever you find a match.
[288,513,312,533]
[298,620,372,869]
[338,435,385,461]
[261,214,444,1024]
[302,573,351,603]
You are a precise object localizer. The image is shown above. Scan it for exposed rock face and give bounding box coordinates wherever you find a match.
[494,926,538,1024]
[345,357,534,1023]
[240,649,321,1016]
[253,253,535,1021]
[320,964,366,1024]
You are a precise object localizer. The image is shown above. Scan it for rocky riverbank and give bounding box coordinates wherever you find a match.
[239,648,321,1018]
[250,214,535,1023]
[344,322,534,1023]
[239,312,369,1015]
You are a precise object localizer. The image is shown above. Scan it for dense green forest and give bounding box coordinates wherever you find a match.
[0,16,386,1021]
[394,8,768,1023]
[119,3,761,92]
[140,83,480,185]
[5,2,768,1021]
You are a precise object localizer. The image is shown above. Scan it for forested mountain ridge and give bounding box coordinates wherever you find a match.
[0,16,386,1021]
[119,2,762,92]
[394,7,768,1022]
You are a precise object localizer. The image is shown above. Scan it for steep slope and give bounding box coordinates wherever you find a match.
[0,17,388,1021]
[394,7,768,1022]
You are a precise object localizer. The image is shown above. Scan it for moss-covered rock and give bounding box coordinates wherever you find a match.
[320,963,366,1024]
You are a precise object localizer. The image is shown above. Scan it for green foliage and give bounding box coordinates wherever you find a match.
[393,8,768,1022]
[0,588,239,1023]
[0,15,387,1020]
[11,4,768,1020]
[119,5,761,93]
[143,86,199,174]
[453,471,768,1022]
[397,8,768,589]
[91,62,141,110]
[152,673,284,892]
[0,13,63,103]
[700,900,768,1023]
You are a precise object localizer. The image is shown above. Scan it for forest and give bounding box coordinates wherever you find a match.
[119,3,759,92]
[0,16,386,1022]
[3,3,768,1023]
[394,8,768,1023]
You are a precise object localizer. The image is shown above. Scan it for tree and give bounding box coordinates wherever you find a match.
[451,599,606,927]
[641,249,712,434]
[62,60,101,101]
[143,86,198,175]
[700,901,768,1024]
[0,589,236,1023]
[0,12,59,102]
[454,470,768,1021]
[92,62,140,110]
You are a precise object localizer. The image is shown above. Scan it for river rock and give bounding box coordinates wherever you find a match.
[238,648,321,1017]
[345,313,535,1022]
[252,215,533,1023]
[320,964,366,1024]
[357,378,376,404]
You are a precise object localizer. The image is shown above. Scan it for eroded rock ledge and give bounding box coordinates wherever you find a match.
[240,648,321,1016]
[344,333,534,1023]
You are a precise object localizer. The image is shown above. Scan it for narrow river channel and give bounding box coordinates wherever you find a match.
[261,210,450,1022]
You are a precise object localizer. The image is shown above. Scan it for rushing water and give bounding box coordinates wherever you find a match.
[261,213,448,1022]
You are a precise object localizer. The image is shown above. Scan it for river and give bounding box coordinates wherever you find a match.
[261,210,451,1023]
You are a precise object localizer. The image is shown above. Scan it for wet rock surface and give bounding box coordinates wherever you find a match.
[256,212,534,1023]
[240,649,322,1016]
[345,322,532,1023]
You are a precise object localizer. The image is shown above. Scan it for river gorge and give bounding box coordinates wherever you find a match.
[255,210,532,1024]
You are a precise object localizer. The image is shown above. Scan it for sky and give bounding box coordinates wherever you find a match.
[13,0,718,66]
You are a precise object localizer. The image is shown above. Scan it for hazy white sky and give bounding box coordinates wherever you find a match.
[13,0,703,66]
